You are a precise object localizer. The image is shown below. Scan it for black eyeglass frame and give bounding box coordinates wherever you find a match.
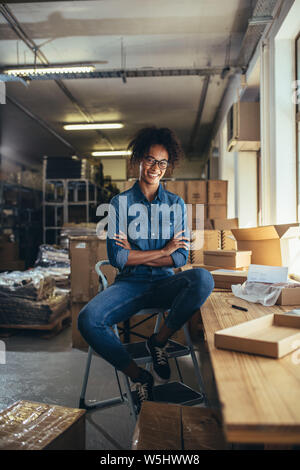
[143,156,169,170]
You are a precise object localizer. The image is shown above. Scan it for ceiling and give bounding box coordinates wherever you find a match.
[0,0,255,167]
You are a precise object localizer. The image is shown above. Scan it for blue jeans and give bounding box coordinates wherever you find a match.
[77,267,214,371]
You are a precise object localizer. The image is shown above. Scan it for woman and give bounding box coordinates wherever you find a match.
[78,127,214,412]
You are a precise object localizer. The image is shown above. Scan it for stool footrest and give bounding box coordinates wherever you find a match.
[124,339,190,364]
[129,381,204,408]
[79,396,124,410]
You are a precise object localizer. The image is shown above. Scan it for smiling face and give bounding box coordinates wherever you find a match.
[139,144,169,186]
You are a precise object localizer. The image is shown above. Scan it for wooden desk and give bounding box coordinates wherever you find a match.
[200,292,300,445]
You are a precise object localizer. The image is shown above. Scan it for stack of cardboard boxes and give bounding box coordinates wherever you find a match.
[69,234,117,350]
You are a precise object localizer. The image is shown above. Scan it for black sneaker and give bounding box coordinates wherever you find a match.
[146,334,171,383]
[131,368,154,414]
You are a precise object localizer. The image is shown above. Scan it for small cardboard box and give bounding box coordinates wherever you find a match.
[71,301,89,350]
[231,224,300,271]
[207,180,228,205]
[276,286,300,306]
[186,180,207,204]
[164,180,186,200]
[0,400,85,450]
[204,250,252,269]
[132,401,226,450]
[211,270,248,289]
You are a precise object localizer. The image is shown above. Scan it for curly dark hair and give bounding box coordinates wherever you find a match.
[127,126,184,170]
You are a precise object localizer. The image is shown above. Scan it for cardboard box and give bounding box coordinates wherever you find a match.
[164,180,186,200]
[132,401,226,450]
[71,301,89,350]
[190,230,221,264]
[207,204,227,220]
[186,180,207,204]
[69,235,117,303]
[207,180,228,205]
[204,250,252,269]
[215,313,300,359]
[0,400,85,450]
[211,270,248,289]
[211,218,239,230]
[231,224,300,271]
[276,286,300,306]
[180,263,245,272]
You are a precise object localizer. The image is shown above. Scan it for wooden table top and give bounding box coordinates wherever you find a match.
[200,292,300,444]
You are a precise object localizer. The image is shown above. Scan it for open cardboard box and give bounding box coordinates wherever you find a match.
[215,313,300,358]
[231,224,300,272]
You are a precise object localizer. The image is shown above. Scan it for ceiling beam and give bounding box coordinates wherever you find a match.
[0,3,114,150]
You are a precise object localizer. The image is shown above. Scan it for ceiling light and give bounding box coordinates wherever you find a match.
[92,150,132,157]
[4,66,95,76]
[64,123,124,130]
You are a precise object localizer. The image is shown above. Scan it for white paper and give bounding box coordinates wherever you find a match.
[247,264,288,284]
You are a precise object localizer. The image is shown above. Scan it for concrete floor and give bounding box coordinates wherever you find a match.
[0,325,219,450]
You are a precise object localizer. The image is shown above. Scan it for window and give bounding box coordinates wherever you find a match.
[296,34,300,219]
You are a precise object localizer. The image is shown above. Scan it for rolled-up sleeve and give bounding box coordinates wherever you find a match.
[106,196,130,271]
[170,197,190,268]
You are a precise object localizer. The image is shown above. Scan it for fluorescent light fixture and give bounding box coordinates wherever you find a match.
[5,66,95,76]
[64,123,124,130]
[92,150,132,157]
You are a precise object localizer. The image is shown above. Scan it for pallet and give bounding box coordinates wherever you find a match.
[0,310,71,339]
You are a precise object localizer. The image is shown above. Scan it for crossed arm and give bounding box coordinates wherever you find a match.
[113,230,189,267]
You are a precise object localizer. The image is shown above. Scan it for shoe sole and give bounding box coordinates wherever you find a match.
[145,341,171,384]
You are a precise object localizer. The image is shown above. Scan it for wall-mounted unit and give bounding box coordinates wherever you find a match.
[227,102,260,152]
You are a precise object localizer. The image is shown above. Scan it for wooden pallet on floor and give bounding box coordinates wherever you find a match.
[0,310,71,339]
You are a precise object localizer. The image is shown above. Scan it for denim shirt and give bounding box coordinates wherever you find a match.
[106,180,190,280]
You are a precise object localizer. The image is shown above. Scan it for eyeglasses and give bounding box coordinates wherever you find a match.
[143,156,169,170]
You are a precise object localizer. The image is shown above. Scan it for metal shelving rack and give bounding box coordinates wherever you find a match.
[42,159,101,244]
